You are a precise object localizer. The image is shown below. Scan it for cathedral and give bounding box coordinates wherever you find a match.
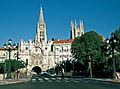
[0,6,84,74]
[18,7,54,72]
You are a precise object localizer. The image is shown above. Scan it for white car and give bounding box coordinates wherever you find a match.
[31,71,37,75]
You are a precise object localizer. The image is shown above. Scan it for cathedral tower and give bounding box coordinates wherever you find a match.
[36,6,47,44]
[70,20,84,39]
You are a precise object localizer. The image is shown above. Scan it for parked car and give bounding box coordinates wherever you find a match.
[31,71,37,75]
[49,72,56,77]
[40,71,50,78]
[48,70,56,77]
[30,71,38,79]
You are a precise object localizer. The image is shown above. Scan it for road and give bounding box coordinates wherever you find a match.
[0,78,120,89]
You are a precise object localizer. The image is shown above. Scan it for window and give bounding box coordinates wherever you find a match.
[78,32,80,35]
[40,39,41,42]
[26,47,28,50]
[55,48,58,51]
[51,45,53,51]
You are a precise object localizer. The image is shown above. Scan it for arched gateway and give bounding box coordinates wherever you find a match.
[29,50,49,72]
[32,66,42,74]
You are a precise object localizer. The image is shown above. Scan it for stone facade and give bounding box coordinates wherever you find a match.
[0,6,84,73]
[53,39,74,63]
[70,20,84,39]
[0,48,17,63]
[18,6,54,71]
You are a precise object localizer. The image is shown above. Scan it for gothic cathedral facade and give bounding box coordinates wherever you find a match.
[19,7,54,72]
[0,6,84,74]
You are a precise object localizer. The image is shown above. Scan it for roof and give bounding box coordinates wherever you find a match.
[0,48,5,51]
[0,47,17,51]
[53,39,74,44]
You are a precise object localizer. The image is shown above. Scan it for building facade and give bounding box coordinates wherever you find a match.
[0,6,84,74]
[18,7,54,72]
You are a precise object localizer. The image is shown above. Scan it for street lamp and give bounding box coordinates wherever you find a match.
[14,43,19,79]
[26,59,28,78]
[3,39,17,79]
[105,32,118,79]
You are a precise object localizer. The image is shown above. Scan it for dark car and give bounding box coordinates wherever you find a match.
[41,72,50,78]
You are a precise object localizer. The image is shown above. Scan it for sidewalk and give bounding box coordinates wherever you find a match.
[0,79,28,85]
[101,79,120,84]
[84,78,120,84]
[63,72,120,84]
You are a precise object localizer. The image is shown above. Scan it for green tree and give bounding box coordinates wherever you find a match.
[114,27,120,51]
[0,63,4,74]
[0,59,25,74]
[114,27,120,38]
[114,27,120,72]
[62,60,72,72]
[71,31,104,76]
[115,54,120,72]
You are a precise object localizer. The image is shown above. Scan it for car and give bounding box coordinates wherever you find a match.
[30,71,38,79]
[41,72,50,78]
[31,71,37,75]
[47,70,56,77]
[49,72,56,77]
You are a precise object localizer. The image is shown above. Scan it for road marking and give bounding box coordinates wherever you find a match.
[31,77,87,83]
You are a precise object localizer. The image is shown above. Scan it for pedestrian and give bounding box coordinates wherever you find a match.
[60,67,64,79]
[16,70,20,79]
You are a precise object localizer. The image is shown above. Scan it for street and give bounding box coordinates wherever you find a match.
[0,78,120,89]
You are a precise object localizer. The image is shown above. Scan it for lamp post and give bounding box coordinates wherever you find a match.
[3,39,17,79]
[105,32,118,79]
[26,59,28,78]
[16,43,19,79]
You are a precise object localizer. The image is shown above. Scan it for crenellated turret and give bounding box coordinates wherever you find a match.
[70,20,84,39]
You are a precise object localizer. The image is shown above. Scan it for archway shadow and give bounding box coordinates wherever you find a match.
[32,66,42,75]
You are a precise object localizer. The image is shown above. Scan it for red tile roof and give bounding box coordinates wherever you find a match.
[54,39,74,44]
[0,48,5,51]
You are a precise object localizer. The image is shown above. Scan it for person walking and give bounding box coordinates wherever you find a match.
[60,67,64,79]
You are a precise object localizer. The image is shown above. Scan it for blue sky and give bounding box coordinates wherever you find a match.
[0,0,120,46]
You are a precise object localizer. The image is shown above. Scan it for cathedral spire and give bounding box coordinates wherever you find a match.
[70,20,75,39]
[39,6,44,25]
[79,20,84,34]
[36,6,47,44]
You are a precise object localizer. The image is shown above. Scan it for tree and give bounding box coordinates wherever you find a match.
[71,31,104,76]
[114,27,120,38]
[0,63,4,74]
[62,60,72,72]
[114,27,120,72]
[0,59,25,74]
[114,27,120,52]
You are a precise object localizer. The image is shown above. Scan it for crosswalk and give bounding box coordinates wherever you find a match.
[31,77,84,83]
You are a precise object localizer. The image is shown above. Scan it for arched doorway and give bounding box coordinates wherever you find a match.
[32,66,42,74]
